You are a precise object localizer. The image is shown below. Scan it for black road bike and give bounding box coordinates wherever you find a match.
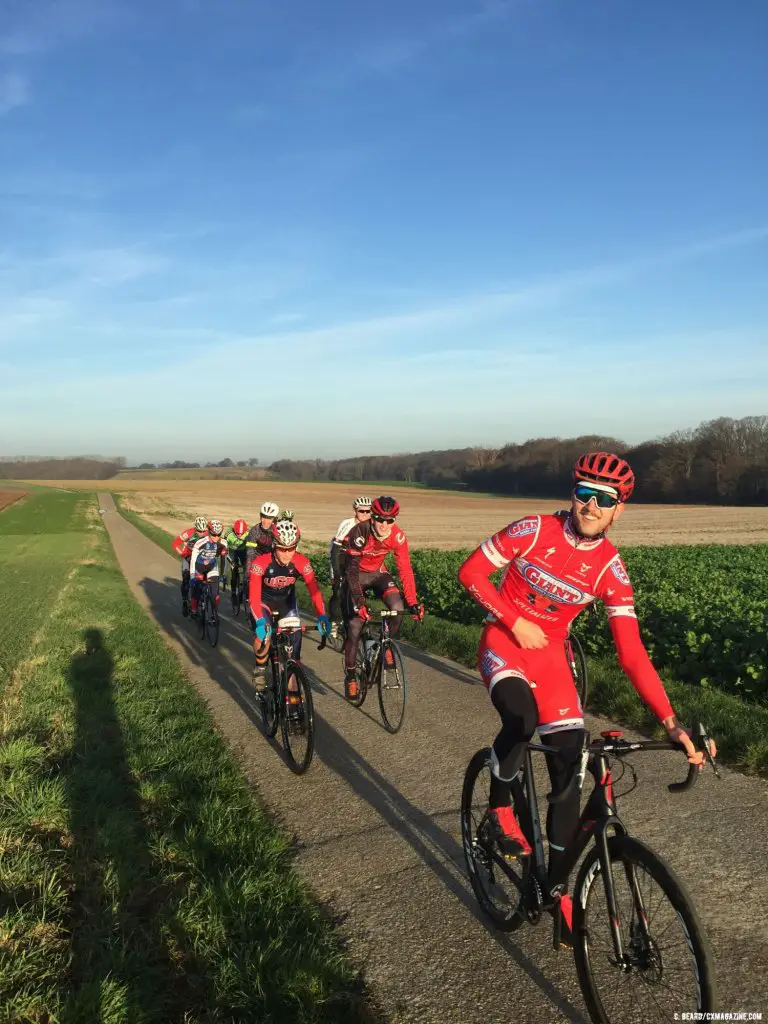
[345,610,408,733]
[194,576,220,648]
[258,612,315,774]
[229,558,247,617]
[461,723,720,1024]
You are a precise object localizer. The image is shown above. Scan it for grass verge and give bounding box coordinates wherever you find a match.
[1,489,375,1022]
[114,500,768,776]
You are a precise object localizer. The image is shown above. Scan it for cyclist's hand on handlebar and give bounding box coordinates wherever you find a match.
[665,724,716,768]
[409,602,424,621]
[254,617,271,642]
[356,605,371,622]
[511,616,549,650]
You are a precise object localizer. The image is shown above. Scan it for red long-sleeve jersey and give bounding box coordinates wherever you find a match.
[248,551,326,618]
[342,521,418,608]
[172,525,207,558]
[458,513,674,723]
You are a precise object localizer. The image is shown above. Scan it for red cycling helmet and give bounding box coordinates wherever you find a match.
[371,495,400,518]
[573,452,635,502]
[233,518,248,537]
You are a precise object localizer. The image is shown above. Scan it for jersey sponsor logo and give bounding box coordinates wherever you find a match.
[506,517,537,540]
[354,536,365,548]
[265,573,297,589]
[480,648,506,679]
[610,559,630,586]
[578,562,590,575]
[521,563,585,604]
[559,708,570,717]
[396,532,405,545]
[544,546,556,560]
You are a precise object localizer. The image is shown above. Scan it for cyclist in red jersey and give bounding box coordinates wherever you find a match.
[458,452,714,947]
[340,496,424,699]
[248,520,331,691]
[172,514,208,615]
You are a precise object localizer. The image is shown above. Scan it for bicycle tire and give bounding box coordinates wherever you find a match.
[281,663,315,774]
[346,642,369,707]
[231,569,241,616]
[573,834,716,1024]
[460,748,527,932]
[566,632,588,711]
[206,588,219,647]
[260,661,279,738]
[197,590,206,640]
[377,640,407,733]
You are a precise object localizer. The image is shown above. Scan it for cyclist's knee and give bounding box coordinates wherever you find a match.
[490,675,538,737]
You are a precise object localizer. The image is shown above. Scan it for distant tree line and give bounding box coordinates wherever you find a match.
[134,458,260,470]
[267,415,768,505]
[0,457,125,480]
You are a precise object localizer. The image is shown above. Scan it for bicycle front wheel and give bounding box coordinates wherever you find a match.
[197,591,206,640]
[346,642,369,708]
[281,664,315,774]
[231,572,241,616]
[260,661,279,738]
[206,590,220,647]
[573,834,715,1024]
[566,633,588,711]
[377,640,407,733]
[460,748,527,932]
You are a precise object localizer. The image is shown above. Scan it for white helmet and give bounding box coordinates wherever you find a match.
[208,519,223,536]
[353,495,372,510]
[279,508,294,521]
[273,520,300,549]
[260,501,280,518]
[194,515,207,531]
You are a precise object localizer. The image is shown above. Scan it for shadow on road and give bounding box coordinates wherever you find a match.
[138,574,587,1024]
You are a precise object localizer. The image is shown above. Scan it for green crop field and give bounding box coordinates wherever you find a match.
[0,490,372,1022]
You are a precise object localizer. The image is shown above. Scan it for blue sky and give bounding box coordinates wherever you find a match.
[1,0,766,464]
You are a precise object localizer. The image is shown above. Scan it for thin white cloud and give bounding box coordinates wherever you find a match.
[0,71,29,114]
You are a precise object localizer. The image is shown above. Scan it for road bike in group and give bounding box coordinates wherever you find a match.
[193,575,220,648]
[257,612,315,774]
[345,610,408,734]
[566,602,599,711]
[229,558,247,617]
[565,628,588,710]
[461,723,720,1024]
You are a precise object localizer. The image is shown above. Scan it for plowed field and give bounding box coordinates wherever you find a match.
[36,480,768,548]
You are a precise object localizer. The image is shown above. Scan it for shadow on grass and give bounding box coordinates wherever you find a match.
[63,628,211,1021]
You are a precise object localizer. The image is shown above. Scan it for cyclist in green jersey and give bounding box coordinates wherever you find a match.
[220,518,249,590]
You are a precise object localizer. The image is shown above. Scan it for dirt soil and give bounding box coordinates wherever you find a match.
[43,480,768,548]
[0,489,28,512]
[98,491,768,1023]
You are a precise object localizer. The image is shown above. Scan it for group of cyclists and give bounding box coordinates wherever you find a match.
[171,494,425,700]
[171,451,715,950]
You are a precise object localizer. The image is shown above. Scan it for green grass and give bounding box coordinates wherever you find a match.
[112,501,768,775]
[112,493,179,555]
[0,491,376,1022]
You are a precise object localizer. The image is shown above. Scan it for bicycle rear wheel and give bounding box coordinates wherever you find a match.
[377,640,407,733]
[573,834,715,1024]
[206,589,219,647]
[565,632,588,711]
[281,664,314,774]
[460,748,527,931]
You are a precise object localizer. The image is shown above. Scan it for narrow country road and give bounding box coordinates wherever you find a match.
[98,494,768,1023]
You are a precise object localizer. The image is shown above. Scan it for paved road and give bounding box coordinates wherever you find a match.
[99,494,768,1023]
